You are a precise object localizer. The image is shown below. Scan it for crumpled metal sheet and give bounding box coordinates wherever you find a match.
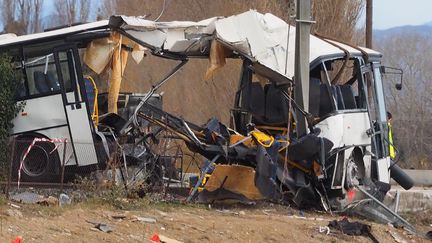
[109,10,373,80]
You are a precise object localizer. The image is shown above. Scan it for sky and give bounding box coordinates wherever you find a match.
[373,0,432,29]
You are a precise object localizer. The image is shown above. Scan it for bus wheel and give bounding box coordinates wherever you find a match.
[12,136,61,183]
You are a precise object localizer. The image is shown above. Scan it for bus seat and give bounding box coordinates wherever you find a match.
[249,82,265,118]
[319,83,335,117]
[339,85,357,109]
[332,85,345,110]
[264,84,288,124]
[45,71,61,92]
[34,71,49,94]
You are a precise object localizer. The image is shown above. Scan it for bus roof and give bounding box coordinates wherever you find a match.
[0,20,109,49]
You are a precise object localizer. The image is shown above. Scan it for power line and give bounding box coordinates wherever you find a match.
[154,0,168,22]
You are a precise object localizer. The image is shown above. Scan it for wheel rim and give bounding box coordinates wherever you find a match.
[22,144,50,177]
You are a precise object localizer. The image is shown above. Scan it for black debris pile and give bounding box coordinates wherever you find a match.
[328,217,379,243]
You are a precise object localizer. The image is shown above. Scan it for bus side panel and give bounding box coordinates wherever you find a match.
[12,94,67,134]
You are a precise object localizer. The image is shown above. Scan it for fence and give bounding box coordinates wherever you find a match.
[0,131,203,199]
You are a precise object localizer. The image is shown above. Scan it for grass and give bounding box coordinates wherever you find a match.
[71,173,207,211]
[78,191,207,212]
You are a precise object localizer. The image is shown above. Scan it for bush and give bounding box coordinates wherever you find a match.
[0,54,22,181]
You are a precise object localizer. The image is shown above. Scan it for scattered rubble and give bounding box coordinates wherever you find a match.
[86,220,113,233]
[328,218,379,243]
[111,214,127,220]
[389,231,407,243]
[318,226,330,235]
[59,193,71,207]
[132,216,157,224]
[37,196,58,206]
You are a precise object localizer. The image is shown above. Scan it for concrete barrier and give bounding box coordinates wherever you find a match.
[388,187,432,212]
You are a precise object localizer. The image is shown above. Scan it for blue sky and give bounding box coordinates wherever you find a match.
[373,0,432,29]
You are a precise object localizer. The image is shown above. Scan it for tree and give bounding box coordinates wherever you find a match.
[376,32,432,169]
[97,0,117,20]
[0,55,23,180]
[312,0,365,44]
[52,0,91,26]
[0,0,44,34]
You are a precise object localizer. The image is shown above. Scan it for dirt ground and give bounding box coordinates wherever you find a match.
[0,197,430,243]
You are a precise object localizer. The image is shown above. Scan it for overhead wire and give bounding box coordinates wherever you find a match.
[154,0,168,22]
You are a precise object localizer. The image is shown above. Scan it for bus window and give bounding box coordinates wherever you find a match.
[23,53,72,97]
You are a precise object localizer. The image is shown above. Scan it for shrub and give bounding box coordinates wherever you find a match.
[0,54,23,181]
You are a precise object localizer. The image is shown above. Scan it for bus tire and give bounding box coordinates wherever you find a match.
[12,135,61,183]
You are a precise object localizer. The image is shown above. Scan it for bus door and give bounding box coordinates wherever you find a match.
[53,45,98,166]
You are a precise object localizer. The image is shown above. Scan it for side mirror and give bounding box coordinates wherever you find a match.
[381,66,403,91]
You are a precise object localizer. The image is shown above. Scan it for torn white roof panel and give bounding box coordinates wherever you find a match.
[111,10,381,80]
[215,10,348,79]
[0,20,109,47]
[109,15,218,52]
[112,15,216,30]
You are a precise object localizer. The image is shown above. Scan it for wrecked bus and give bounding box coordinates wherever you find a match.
[1,10,412,210]
[107,10,413,209]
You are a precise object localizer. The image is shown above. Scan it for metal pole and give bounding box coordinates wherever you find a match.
[294,0,312,137]
[366,0,373,48]
[60,140,67,193]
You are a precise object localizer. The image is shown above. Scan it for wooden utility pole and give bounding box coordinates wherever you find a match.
[294,0,312,137]
[366,0,373,48]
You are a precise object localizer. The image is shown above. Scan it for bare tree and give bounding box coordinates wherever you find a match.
[29,0,43,33]
[376,32,432,169]
[0,0,15,32]
[0,0,44,34]
[53,0,91,26]
[97,0,117,20]
[312,0,365,44]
